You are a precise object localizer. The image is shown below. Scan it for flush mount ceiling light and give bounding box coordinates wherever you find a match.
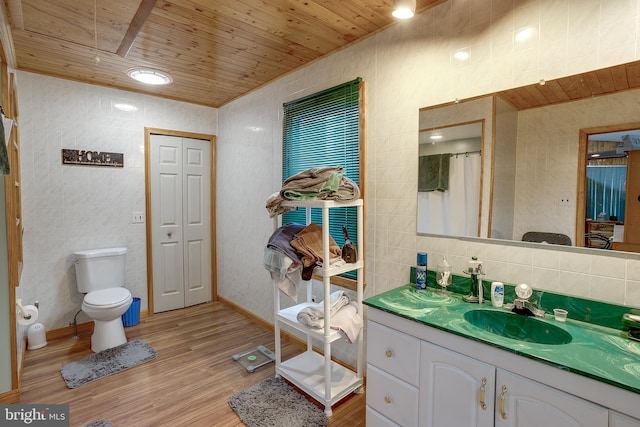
[392,0,416,19]
[127,68,173,85]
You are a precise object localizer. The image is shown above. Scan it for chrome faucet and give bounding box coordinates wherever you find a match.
[512,284,545,317]
[622,313,640,342]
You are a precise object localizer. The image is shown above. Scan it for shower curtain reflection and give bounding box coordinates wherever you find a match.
[586,165,626,222]
[417,152,481,236]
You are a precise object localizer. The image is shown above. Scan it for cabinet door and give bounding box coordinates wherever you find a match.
[610,411,640,427]
[495,369,608,427]
[420,342,495,427]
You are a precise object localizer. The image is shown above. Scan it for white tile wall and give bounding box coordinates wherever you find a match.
[16,72,217,331]
[215,0,640,353]
[13,0,640,369]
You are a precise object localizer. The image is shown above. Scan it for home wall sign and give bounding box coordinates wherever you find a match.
[61,149,123,167]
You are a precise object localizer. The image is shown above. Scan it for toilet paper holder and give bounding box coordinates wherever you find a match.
[16,300,32,320]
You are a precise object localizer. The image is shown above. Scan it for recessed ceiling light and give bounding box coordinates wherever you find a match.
[127,68,173,85]
[430,134,443,140]
[392,0,416,19]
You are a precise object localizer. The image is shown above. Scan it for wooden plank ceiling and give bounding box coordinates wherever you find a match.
[4,0,639,110]
[497,60,640,111]
[4,0,445,108]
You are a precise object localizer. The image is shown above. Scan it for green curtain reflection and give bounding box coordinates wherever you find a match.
[585,165,626,222]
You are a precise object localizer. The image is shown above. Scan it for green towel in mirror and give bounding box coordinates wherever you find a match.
[418,154,449,192]
[0,115,10,175]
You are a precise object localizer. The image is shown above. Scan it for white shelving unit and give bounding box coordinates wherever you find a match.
[272,198,364,416]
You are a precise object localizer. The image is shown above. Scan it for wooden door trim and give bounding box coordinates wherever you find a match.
[144,128,217,316]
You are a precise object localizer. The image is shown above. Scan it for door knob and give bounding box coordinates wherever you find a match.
[168,232,173,239]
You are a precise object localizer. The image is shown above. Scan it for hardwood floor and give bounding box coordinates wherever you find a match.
[19,302,366,427]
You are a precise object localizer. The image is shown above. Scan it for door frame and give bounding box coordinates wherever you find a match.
[144,128,217,316]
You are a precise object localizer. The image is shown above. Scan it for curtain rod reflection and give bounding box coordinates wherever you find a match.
[448,149,481,158]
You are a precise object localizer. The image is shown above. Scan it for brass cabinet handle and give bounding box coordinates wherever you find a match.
[384,395,392,404]
[385,349,392,358]
[499,385,508,420]
[479,377,487,410]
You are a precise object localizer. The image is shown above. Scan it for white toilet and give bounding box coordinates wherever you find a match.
[73,247,133,353]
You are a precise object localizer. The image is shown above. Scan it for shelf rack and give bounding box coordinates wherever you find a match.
[272,198,364,416]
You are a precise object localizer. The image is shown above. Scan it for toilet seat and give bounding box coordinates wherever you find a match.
[84,287,131,309]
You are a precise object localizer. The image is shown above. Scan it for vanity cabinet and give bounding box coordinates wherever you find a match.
[366,307,639,427]
[611,412,640,427]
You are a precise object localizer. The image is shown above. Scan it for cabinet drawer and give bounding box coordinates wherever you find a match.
[366,407,401,427]
[367,364,419,427]
[367,320,420,386]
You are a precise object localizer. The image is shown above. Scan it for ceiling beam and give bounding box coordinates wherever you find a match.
[116,0,157,58]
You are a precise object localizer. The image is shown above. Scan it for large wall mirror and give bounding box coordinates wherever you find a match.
[417,59,640,255]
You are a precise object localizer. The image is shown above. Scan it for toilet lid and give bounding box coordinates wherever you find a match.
[84,287,131,306]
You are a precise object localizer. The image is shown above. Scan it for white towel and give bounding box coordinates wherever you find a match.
[330,301,362,343]
[263,247,302,302]
[297,291,350,328]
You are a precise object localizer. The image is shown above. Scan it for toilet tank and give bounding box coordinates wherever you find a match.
[73,247,127,293]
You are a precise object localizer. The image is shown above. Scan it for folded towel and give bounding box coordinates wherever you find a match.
[418,154,449,192]
[280,166,344,200]
[265,167,361,217]
[290,223,341,280]
[263,248,302,302]
[321,175,361,200]
[330,301,362,343]
[297,290,350,328]
[267,223,305,263]
[266,192,293,218]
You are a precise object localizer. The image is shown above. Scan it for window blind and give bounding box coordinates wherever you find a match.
[282,78,362,279]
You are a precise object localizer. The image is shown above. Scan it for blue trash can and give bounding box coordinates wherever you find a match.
[122,297,141,327]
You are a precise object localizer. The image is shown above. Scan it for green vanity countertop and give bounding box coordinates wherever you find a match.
[363,284,640,395]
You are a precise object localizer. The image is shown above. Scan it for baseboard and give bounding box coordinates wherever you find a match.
[217,296,357,371]
[0,388,20,404]
[45,309,149,341]
[218,296,275,334]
